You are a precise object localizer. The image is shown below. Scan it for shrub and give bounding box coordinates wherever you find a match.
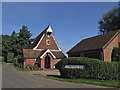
[112,47,120,61]
[13,58,18,66]
[16,55,24,67]
[7,53,14,62]
[55,57,119,80]
[33,64,40,70]
[26,64,39,70]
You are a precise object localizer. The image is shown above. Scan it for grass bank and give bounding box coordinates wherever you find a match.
[40,75,119,88]
[12,64,43,71]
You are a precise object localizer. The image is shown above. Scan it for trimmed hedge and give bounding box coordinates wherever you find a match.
[55,57,119,80]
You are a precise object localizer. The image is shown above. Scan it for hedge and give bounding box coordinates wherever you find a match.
[55,57,119,80]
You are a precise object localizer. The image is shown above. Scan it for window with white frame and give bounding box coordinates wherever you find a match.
[46,39,50,45]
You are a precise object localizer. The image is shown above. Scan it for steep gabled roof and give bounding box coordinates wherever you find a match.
[67,30,120,53]
[32,25,61,51]
[32,26,50,48]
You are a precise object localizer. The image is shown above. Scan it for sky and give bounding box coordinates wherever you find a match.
[2,2,117,55]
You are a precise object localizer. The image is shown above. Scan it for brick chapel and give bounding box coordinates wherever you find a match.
[23,26,66,69]
[67,30,120,62]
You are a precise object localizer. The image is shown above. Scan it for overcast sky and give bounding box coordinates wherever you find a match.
[2,2,117,55]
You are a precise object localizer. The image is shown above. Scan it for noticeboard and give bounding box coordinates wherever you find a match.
[65,65,85,69]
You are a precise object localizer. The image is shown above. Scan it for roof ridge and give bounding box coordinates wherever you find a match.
[83,30,119,41]
[67,30,120,53]
[31,26,49,48]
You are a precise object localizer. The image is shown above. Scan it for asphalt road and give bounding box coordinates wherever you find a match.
[2,63,109,88]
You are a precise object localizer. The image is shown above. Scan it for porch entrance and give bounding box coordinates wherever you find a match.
[45,55,50,69]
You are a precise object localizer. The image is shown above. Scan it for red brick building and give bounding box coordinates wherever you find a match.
[23,26,66,69]
[67,30,120,62]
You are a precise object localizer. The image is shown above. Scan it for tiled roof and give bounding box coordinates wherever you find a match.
[68,30,120,53]
[23,49,66,59]
[51,51,66,59]
[31,26,49,48]
[23,49,45,59]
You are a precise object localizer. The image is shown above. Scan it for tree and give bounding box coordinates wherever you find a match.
[11,25,33,56]
[2,25,34,62]
[111,47,120,61]
[2,35,11,62]
[11,30,17,37]
[98,2,120,34]
[7,53,14,63]
[18,25,32,39]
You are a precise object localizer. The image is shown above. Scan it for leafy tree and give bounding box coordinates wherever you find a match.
[98,2,120,34]
[2,35,11,62]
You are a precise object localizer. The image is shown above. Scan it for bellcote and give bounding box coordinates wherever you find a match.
[46,26,53,35]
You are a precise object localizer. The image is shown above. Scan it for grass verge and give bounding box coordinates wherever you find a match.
[37,75,119,88]
[0,62,6,64]
[12,64,43,71]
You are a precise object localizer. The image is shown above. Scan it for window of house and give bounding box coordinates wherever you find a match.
[46,39,50,45]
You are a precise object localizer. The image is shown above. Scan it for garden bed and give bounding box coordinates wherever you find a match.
[12,64,43,71]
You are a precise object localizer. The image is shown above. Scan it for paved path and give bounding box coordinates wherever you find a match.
[2,63,109,88]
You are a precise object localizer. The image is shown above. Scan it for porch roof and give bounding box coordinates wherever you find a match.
[23,49,66,59]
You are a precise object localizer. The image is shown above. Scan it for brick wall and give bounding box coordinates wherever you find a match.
[37,35,59,50]
[103,33,120,62]
[24,54,61,69]
[25,59,36,66]
[68,50,102,60]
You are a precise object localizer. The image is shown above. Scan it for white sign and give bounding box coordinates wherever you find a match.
[65,65,85,69]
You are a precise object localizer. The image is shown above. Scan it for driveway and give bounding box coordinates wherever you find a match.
[2,63,110,88]
[24,69,60,76]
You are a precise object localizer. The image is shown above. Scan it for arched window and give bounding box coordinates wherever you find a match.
[46,39,50,45]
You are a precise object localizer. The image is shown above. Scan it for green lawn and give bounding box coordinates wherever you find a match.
[12,64,43,71]
[41,75,119,88]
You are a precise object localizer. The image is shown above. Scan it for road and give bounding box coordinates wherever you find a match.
[2,63,109,88]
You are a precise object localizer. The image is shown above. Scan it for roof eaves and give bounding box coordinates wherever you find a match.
[33,33,45,50]
[24,57,37,59]
[103,30,120,49]
[40,49,56,59]
[68,48,102,53]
